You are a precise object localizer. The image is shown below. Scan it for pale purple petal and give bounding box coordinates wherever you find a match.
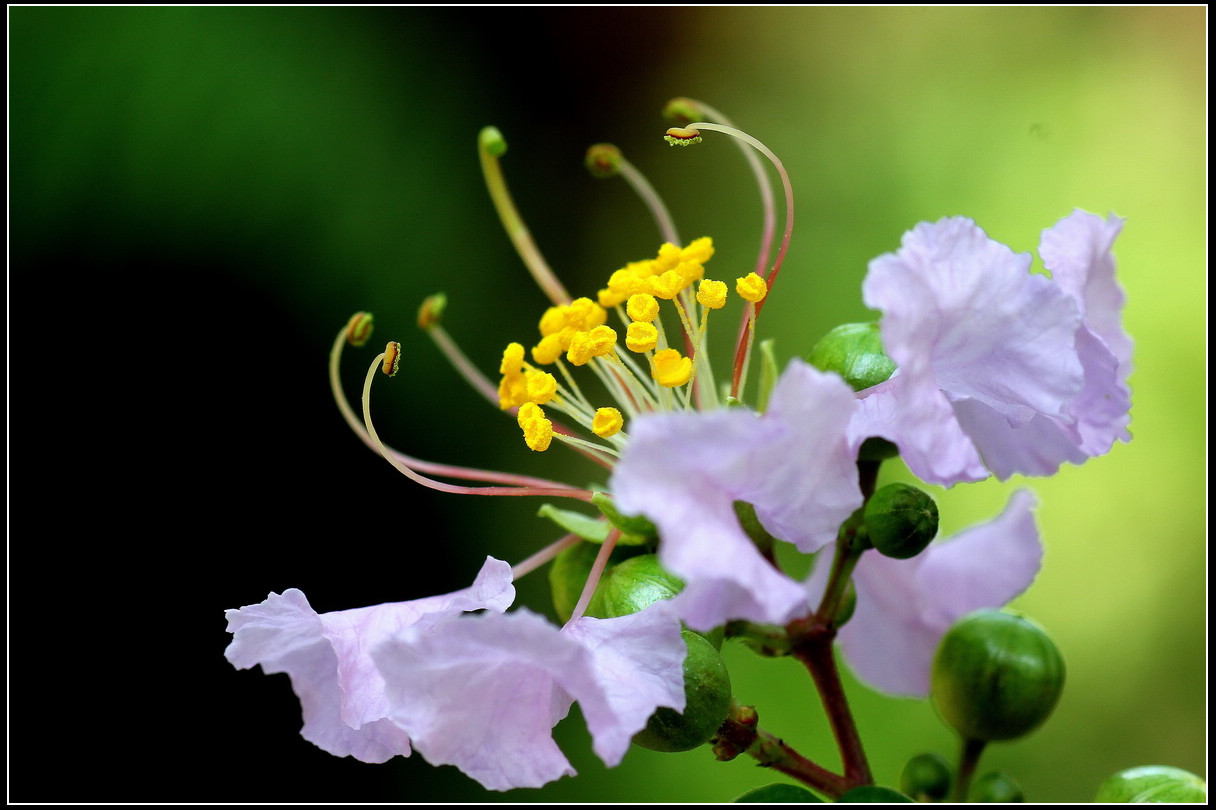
[611,359,861,630]
[855,215,1133,485]
[563,604,687,766]
[813,490,1041,697]
[374,609,587,791]
[223,557,514,764]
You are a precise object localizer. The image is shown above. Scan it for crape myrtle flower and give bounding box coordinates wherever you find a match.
[853,211,1131,486]
[805,489,1043,697]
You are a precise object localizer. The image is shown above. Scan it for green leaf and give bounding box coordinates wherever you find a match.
[836,785,915,802]
[734,783,825,803]
[590,492,655,544]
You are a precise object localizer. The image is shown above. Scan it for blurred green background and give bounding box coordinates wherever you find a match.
[10,6,1204,803]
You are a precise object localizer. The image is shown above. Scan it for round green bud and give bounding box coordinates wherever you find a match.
[931,610,1065,742]
[586,554,683,619]
[632,629,732,752]
[807,322,897,393]
[1094,765,1207,803]
[970,771,1024,803]
[899,752,953,802]
[864,483,939,559]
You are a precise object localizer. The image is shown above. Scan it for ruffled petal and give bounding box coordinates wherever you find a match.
[375,609,583,791]
[611,359,861,629]
[563,603,687,767]
[223,557,514,764]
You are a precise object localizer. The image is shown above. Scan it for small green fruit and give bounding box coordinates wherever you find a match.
[1094,765,1207,803]
[864,483,938,559]
[899,752,952,802]
[931,610,1065,742]
[632,629,732,752]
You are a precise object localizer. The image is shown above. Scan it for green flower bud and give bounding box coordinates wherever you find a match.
[633,629,732,752]
[864,483,939,559]
[931,610,1065,742]
[900,752,953,802]
[970,771,1024,803]
[586,554,683,619]
[1094,765,1207,803]
[806,322,896,393]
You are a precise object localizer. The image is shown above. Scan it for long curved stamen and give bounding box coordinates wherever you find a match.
[566,526,621,624]
[479,126,571,307]
[665,123,794,402]
[586,143,680,246]
[665,97,776,280]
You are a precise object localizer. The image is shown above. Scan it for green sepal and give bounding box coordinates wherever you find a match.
[733,784,824,803]
[756,338,779,413]
[836,786,916,802]
[591,492,657,543]
[734,501,777,555]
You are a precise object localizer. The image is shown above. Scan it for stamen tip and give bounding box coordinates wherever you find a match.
[664,126,703,147]
[417,293,447,331]
[382,341,402,377]
[662,97,704,125]
[345,311,374,347]
[585,143,622,179]
[479,126,507,157]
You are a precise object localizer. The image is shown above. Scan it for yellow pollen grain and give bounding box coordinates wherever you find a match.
[525,370,558,404]
[500,342,526,375]
[516,402,553,452]
[736,273,768,303]
[592,407,624,438]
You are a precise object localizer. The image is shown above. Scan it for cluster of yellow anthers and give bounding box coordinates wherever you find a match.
[499,236,768,453]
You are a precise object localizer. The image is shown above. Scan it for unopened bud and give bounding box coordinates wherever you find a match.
[931,610,1065,742]
[864,482,939,559]
[633,629,732,753]
[1094,765,1207,803]
[970,771,1025,803]
[900,752,953,802]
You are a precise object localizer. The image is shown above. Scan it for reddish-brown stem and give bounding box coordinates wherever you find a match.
[714,710,850,799]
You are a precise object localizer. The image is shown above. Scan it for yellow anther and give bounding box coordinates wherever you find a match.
[525,370,558,404]
[539,306,566,337]
[736,272,768,303]
[682,236,715,264]
[652,348,693,387]
[382,341,401,377]
[516,402,553,452]
[566,325,617,366]
[697,279,728,310]
[651,269,687,300]
[626,293,660,323]
[625,321,659,353]
[498,373,527,410]
[597,287,627,308]
[531,333,565,366]
[568,297,608,331]
[500,342,526,375]
[664,126,703,146]
[345,312,374,347]
[675,259,705,285]
[655,242,682,272]
[592,407,624,438]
